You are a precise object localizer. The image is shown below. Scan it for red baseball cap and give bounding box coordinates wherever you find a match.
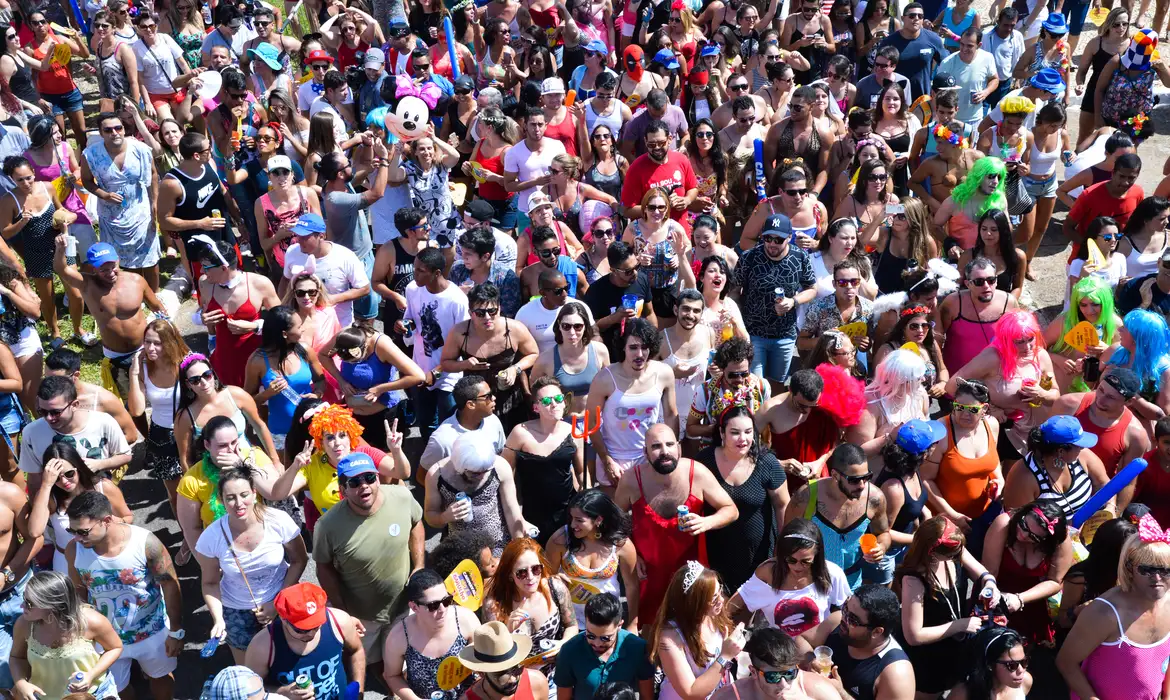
[306,49,335,65]
[275,582,328,629]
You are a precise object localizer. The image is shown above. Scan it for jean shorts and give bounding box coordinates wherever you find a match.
[43,88,84,116]
[223,606,264,651]
[1024,173,1058,199]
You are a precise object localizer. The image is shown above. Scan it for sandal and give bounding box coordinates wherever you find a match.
[48,337,65,352]
[175,541,192,566]
[72,331,99,347]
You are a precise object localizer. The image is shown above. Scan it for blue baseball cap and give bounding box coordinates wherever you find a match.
[1039,415,1098,448]
[653,48,680,70]
[583,38,608,55]
[701,43,720,57]
[86,242,118,267]
[761,214,793,238]
[337,452,378,479]
[289,213,326,237]
[895,419,947,455]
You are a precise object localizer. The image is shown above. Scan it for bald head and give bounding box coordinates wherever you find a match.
[645,424,680,475]
[539,270,569,308]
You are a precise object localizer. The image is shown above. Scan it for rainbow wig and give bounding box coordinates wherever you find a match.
[990,311,1044,382]
[815,363,867,427]
[308,403,365,451]
[951,157,1008,218]
[1057,277,1118,353]
[1113,309,1170,395]
[868,349,928,423]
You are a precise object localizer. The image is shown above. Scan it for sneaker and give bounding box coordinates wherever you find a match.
[72,331,99,347]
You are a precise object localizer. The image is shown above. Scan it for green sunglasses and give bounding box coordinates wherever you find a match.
[539,394,566,406]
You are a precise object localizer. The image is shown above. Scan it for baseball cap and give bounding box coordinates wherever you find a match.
[932,72,958,90]
[246,42,283,71]
[364,47,385,69]
[204,666,265,700]
[1039,415,1098,448]
[1103,366,1141,399]
[541,77,566,95]
[700,43,720,57]
[895,419,947,455]
[265,155,292,173]
[527,191,554,214]
[583,38,608,55]
[289,213,326,236]
[389,20,411,37]
[653,48,680,70]
[455,75,475,93]
[275,582,328,629]
[761,214,793,239]
[466,199,497,223]
[86,242,118,267]
[306,49,334,65]
[337,452,378,479]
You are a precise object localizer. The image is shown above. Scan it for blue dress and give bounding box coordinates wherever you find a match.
[83,139,159,268]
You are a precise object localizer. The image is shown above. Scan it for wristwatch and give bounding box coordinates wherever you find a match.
[168,628,186,640]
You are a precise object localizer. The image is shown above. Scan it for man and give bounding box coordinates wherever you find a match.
[660,290,716,437]
[908,91,961,171]
[206,44,233,72]
[732,213,816,383]
[54,240,165,400]
[688,336,771,442]
[321,147,389,322]
[201,3,257,66]
[452,227,521,318]
[66,491,183,700]
[298,50,337,116]
[457,199,517,271]
[240,6,301,78]
[502,106,566,227]
[620,89,688,159]
[282,213,371,328]
[584,242,658,349]
[785,443,892,590]
[877,3,945,99]
[311,70,358,143]
[823,585,916,700]
[420,376,507,474]
[797,260,874,356]
[385,20,420,75]
[458,621,549,700]
[314,452,424,677]
[714,73,774,130]
[1119,245,1170,316]
[518,269,597,354]
[358,47,390,119]
[554,593,655,700]
[620,120,698,224]
[541,77,580,158]
[1064,155,1145,245]
[757,369,839,484]
[81,112,161,290]
[711,628,839,700]
[44,349,139,445]
[518,193,584,275]
[0,474,41,690]
[937,28,999,126]
[939,257,1019,375]
[411,48,455,101]
[909,116,981,209]
[401,247,470,452]
[1051,367,1151,479]
[244,582,366,697]
[718,95,769,154]
[204,666,291,700]
[522,226,590,299]
[978,67,1064,133]
[612,423,738,619]
[982,8,1025,109]
[934,164,1010,258]
[853,46,913,112]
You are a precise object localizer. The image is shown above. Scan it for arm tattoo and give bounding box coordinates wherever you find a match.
[145,534,179,584]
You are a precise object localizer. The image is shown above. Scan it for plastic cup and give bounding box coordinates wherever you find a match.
[621,294,638,311]
[859,533,878,553]
[813,646,833,676]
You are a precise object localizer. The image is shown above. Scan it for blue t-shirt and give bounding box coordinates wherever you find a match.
[553,629,654,700]
[878,30,945,100]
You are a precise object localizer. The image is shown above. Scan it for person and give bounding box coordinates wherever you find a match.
[712,626,839,700]
[395,132,461,272]
[242,307,327,450]
[451,227,521,319]
[1049,367,1150,478]
[755,368,841,478]
[521,226,591,301]
[1073,10,1130,143]
[934,158,1010,255]
[613,423,739,620]
[517,271,597,355]
[878,420,945,559]
[1064,154,1145,248]
[1064,217,1126,304]
[503,106,567,230]
[555,592,653,700]
[696,254,747,342]
[422,376,507,475]
[718,96,768,155]
[8,570,122,700]
[1059,517,1138,632]
[201,4,257,66]
[948,627,1033,700]
[120,319,189,484]
[1001,415,1110,518]
[1046,276,1121,393]
[21,12,89,147]
[382,569,481,700]
[870,87,918,199]
[530,301,609,420]
[371,206,431,335]
[982,9,1026,109]
[0,450,37,684]
[1104,310,1170,420]
[583,242,658,348]
[1093,29,1170,130]
[823,584,916,700]
[798,260,875,363]
[313,452,424,672]
[281,213,371,329]
[518,191,586,275]
[878,3,945,99]
[0,258,41,413]
[620,119,698,227]
[687,338,771,443]
[939,257,1020,376]
[956,209,1025,298]
[577,214,616,286]
[65,491,182,700]
[252,153,320,284]
[195,467,308,664]
[457,620,550,700]
[244,581,366,699]
[659,290,716,438]
[1116,198,1170,305]
[1060,131,1136,205]
[1133,418,1170,526]
[855,46,912,112]
[41,349,139,447]
[874,305,948,398]
[760,88,835,196]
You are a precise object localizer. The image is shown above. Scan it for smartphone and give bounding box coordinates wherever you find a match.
[885,203,905,215]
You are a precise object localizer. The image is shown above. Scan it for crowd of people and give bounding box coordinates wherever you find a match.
[0,0,1168,697]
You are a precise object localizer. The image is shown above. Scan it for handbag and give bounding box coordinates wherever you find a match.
[1005,166,1034,216]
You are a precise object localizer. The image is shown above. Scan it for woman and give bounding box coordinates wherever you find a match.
[827,11,856,69]
[873,83,920,197]
[958,209,1026,299]
[1093,29,1170,130]
[874,304,948,397]
[1013,14,1073,97]
[266,88,311,164]
[160,0,204,72]
[803,331,863,379]
[936,0,980,52]
[403,128,462,250]
[1116,196,1170,280]
[859,349,930,451]
[429,12,475,80]
[0,24,43,120]
[545,489,640,629]
[810,218,877,306]
[896,515,1002,699]
[476,19,517,90]
[879,422,937,566]
[0,257,42,411]
[255,149,320,281]
[699,405,788,592]
[855,0,898,77]
[1058,517,1137,630]
[1021,104,1072,268]
[1046,276,1121,393]
[838,152,900,232]
[226,122,306,199]
[869,196,936,297]
[128,319,190,521]
[304,112,342,191]
[948,627,1033,700]
[29,443,132,574]
[244,307,327,451]
[152,122,183,237]
[20,12,88,146]
[441,283,540,434]
[464,108,518,229]
[688,216,737,278]
[503,377,583,544]
[832,139,888,216]
[196,467,308,663]
[667,1,705,73]
[383,569,482,700]
[983,500,1073,648]
[780,0,833,85]
[282,272,341,399]
[441,76,477,158]
[696,255,748,343]
[621,188,689,323]
[1002,417,1110,517]
[90,9,140,113]
[809,83,846,138]
[1075,9,1129,143]
[518,189,586,270]
[9,571,122,700]
[131,9,196,124]
[0,155,72,352]
[568,37,617,100]
[1067,216,1126,301]
[548,154,617,239]
[322,322,426,450]
[1104,310,1170,419]
[728,517,848,649]
[649,562,744,700]
[0,342,23,483]
[575,216,615,284]
[581,122,626,206]
[531,301,610,420]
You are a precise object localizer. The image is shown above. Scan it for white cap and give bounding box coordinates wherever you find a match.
[541,77,566,95]
[526,191,554,213]
[266,155,293,172]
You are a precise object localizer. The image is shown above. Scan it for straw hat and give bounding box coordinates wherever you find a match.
[458,621,533,672]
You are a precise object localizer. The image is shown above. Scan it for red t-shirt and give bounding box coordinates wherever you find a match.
[1068,181,1145,238]
[1134,450,1170,527]
[620,151,699,226]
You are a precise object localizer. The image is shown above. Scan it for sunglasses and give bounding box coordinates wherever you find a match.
[514,564,544,579]
[784,188,807,197]
[544,286,569,295]
[836,471,873,484]
[867,173,889,182]
[294,288,319,298]
[560,322,586,332]
[969,277,997,287]
[615,265,638,276]
[761,235,783,244]
[472,307,500,318]
[537,248,560,258]
[229,92,248,100]
[593,227,614,236]
[102,125,125,134]
[1138,564,1170,579]
[539,394,566,406]
[60,469,78,479]
[312,64,331,70]
[729,83,750,91]
[952,402,984,414]
[139,23,157,29]
[475,392,494,402]
[30,19,48,25]
[835,278,861,287]
[904,12,924,18]
[727,370,750,380]
[595,93,614,100]
[343,472,378,488]
[1099,233,1120,241]
[255,20,272,27]
[695,131,716,139]
[94,22,110,29]
[646,204,668,212]
[187,369,215,385]
[258,135,278,143]
[585,631,614,642]
[841,603,874,628]
[455,88,472,96]
[417,595,455,612]
[758,668,800,684]
[39,405,70,419]
[997,659,1029,672]
[874,61,892,69]
[65,526,93,536]
[906,321,930,331]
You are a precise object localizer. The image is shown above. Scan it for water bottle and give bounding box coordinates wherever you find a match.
[71,672,86,690]
[432,692,446,700]
[455,492,474,523]
[276,380,302,407]
[676,504,689,531]
[202,1,213,27]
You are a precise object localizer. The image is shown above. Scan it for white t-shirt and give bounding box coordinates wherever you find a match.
[502,138,566,213]
[515,299,596,355]
[195,509,300,609]
[309,97,351,143]
[736,561,850,635]
[134,35,185,95]
[938,50,999,123]
[1066,253,1127,307]
[19,413,131,474]
[404,281,470,392]
[420,413,507,471]
[201,24,259,65]
[283,242,370,327]
[987,88,1048,131]
[297,80,355,111]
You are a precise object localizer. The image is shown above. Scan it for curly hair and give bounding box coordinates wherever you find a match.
[308,404,364,451]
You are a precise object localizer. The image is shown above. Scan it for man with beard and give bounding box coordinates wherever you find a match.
[554,593,655,700]
[53,240,165,400]
[613,422,738,621]
[620,120,698,224]
[784,443,892,590]
[584,242,658,349]
[757,369,837,489]
[458,621,549,700]
[517,269,596,354]
[586,319,677,492]
[687,336,770,443]
[939,257,1019,376]
[1050,367,1150,479]
[420,376,506,474]
[822,585,915,700]
[763,87,835,194]
[660,290,716,439]
[314,452,424,681]
[502,107,566,231]
[711,627,839,700]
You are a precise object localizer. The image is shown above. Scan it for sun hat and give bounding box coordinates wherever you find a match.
[526,191,554,214]
[246,42,283,71]
[458,621,533,672]
[1041,12,1069,35]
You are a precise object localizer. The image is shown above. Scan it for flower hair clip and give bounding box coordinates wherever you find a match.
[682,560,705,593]
[901,304,932,317]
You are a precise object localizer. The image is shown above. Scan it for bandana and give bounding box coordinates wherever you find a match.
[1121,29,1158,71]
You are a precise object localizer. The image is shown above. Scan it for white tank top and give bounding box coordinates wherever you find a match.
[598,366,663,461]
[72,524,169,644]
[144,369,178,429]
[585,100,625,141]
[1030,137,1060,177]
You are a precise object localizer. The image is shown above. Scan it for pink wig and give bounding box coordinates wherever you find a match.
[815,364,867,427]
[989,311,1045,381]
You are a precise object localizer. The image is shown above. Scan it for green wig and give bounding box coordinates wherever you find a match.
[951,157,1008,217]
[1055,276,1118,355]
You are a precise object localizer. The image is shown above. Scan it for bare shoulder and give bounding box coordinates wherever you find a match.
[803,670,842,700]
[0,481,26,510]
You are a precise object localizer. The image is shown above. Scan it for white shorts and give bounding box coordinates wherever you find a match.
[108,628,178,690]
[11,325,41,359]
[359,618,389,664]
[594,455,642,487]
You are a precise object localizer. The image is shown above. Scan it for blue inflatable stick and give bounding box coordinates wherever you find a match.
[444,16,460,80]
[753,139,767,202]
[67,0,88,35]
[1071,458,1149,528]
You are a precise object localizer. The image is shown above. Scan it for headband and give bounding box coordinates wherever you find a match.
[1138,513,1170,543]
[1032,506,1057,535]
[190,234,230,269]
[179,353,209,372]
[901,305,931,317]
[932,518,961,552]
[932,123,968,148]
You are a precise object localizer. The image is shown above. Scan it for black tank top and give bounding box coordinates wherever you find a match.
[8,61,37,104]
[165,163,232,250]
[826,633,911,700]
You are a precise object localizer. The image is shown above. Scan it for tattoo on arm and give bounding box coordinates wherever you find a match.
[145,533,179,584]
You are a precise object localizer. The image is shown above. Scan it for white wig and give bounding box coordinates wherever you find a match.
[452,431,498,474]
[868,349,928,423]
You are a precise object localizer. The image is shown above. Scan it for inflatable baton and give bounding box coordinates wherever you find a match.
[444,16,460,80]
[753,139,766,202]
[1071,458,1149,528]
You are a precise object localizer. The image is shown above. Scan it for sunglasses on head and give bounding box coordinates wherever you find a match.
[539,394,566,406]
[343,472,378,488]
[417,595,455,612]
[758,668,800,684]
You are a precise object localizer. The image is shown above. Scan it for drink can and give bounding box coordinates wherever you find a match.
[455,492,474,523]
[433,693,447,700]
[64,234,77,258]
[1061,149,1074,167]
[677,505,689,530]
[403,319,415,339]
[296,674,312,689]
[774,287,785,300]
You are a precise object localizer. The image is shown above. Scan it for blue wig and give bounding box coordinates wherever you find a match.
[366,106,389,130]
[1111,309,1170,395]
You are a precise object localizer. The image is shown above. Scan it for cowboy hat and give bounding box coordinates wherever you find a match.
[459,621,533,672]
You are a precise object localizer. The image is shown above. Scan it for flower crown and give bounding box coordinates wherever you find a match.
[901,304,931,318]
[932,123,967,148]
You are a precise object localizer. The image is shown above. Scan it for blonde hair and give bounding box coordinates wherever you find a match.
[553,153,582,181]
[1118,533,1170,592]
[282,272,333,310]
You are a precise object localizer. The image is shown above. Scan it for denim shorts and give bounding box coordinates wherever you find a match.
[1024,173,1058,199]
[223,606,264,650]
[43,88,84,116]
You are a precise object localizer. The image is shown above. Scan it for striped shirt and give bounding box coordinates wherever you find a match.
[1025,454,1093,519]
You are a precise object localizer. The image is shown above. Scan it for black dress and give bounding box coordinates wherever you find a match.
[459,320,528,433]
[698,445,786,592]
[898,568,968,693]
[1081,44,1117,115]
[884,130,912,197]
[515,433,577,545]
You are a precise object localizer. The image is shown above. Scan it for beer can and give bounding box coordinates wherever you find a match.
[296,674,312,689]
[677,505,689,531]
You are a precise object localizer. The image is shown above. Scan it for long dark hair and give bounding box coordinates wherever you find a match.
[285,396,327,463]
[1124,196,1170,237]
[43,442,99,506]
[711,405,760,460]
[259,306,308,373]
[564,489,632,553]
[176,354,225,417]
[895,515,965,598]
[769,518,831,594]
[686,118,726,195]
[882,303,942,370]
[962,627,1026,700]
[696,255,732,300]
[1069,517,1137,600]
[974,209,1019,286]
[1005,499,1068,558]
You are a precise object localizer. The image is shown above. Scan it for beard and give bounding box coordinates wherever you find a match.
[487,675,520,696]
[651,454,678,474]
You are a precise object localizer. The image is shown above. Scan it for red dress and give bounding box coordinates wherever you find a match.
[998,544,1055,647]
[207,275,261,388]
[632,461,706,622]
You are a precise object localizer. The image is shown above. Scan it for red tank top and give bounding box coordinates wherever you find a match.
[542,111,578,157]
[336,39,370,71]
[207,274,262,388]
[632,461,706,622]
[1075,392,1135,477]
[473,149,510,201]
[769,407,838,464]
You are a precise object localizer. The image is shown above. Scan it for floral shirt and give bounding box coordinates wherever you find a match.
[800,294,874,338]
[688,374,769,433]
[448,261,522,318]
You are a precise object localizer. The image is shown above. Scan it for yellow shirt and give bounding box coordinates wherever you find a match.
[303,452,342,513]
[177,447,274,527]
